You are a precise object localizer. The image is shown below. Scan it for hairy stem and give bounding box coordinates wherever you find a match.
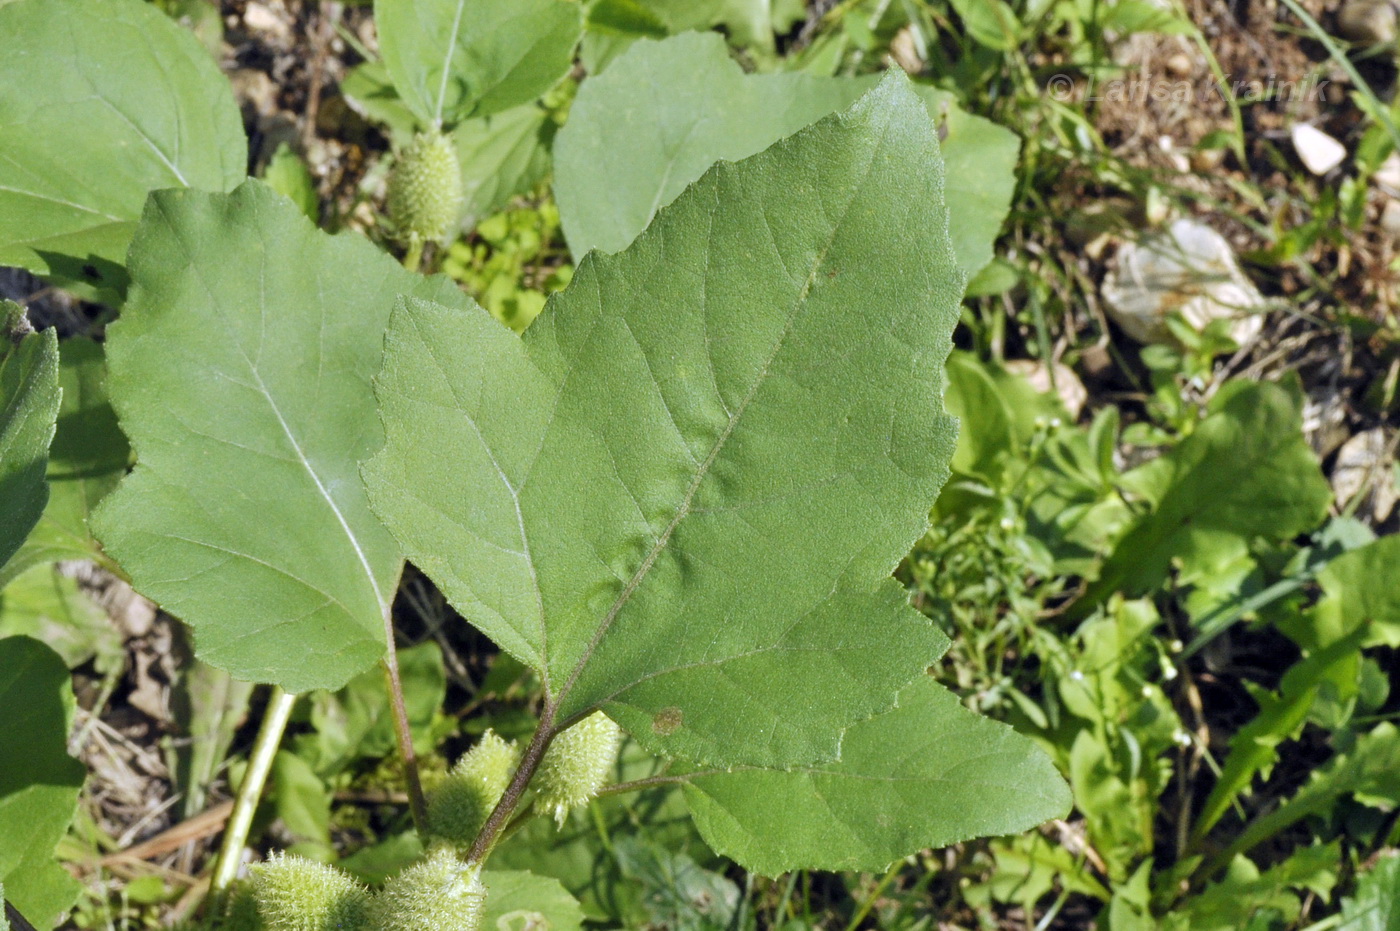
[464,707,558,866]
[211,687,297,891]
[380,653,429,834]
[594,772,687,799]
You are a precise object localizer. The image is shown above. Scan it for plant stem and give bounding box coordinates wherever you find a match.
[211,687,296,892]
[594,772,687,798]
[464,707,558,866]
[842,860,903,931]
[401,237,424,273]
[380,654,429,834]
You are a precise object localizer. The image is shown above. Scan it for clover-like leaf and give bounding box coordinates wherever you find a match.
[0,0,245,292]
[365,74,958,768]
[0,636,85,931]
[375,0,582,128]
[94,181,469,693]
[554,32,1018,278]
[0,306,59,575]
[679,676,1071,875]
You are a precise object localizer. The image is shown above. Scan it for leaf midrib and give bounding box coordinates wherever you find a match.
[551,113,893,715]
[142,195,389,622]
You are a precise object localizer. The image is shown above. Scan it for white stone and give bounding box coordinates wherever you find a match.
[1291,123,1347,176]
[1101,218,1267,346]
[1331,428,1398,522]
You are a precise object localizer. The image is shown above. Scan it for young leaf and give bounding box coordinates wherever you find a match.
[365,74,959,768]
[0,0,245,291]
[93,180,469,693]
[553,32,1019,278]
[678,675,1071,875]
[0,306,59,575]
[0,338,130,588]
[375,0,583,128]
[0,637,84,931]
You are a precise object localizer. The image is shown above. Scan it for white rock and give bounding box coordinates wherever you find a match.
[1331,428,1398,522]
[1004,359,1089,419]
[1374,152,1400,196]
[1337,0,1397,45]
[242,1,290,41]
[1101,218,1266,346]
[1291,123,1347,175]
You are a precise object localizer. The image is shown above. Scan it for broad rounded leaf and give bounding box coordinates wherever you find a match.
[681,676,1072,875]
[365,74,959,767]
[94,180,468,693]
[0,310,59,574]
[554,31,1018,278]
[0,636,84,931]
[376,0,583,127]
[0,0,246,289]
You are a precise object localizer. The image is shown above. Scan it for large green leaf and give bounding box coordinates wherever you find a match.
[481,870,586,931]
[0,636,84,931]
[553,32,1018,278]
[93,180,468,693]
[1,338,130,588]
[680,676,1071,875]
[1082,381,1331,608]
[0,306,59,575]
[375,0,583,127]
[591,0,805,52]
[0,0,246,290]
[365,75,959,768]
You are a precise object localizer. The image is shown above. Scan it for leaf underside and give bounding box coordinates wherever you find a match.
[0,0,245,289]
[365,74,961,768]
[375,0,582,127]
[553,31,1019,278]
[95,181,469,693]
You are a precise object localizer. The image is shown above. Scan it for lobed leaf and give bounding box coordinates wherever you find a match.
[375,0,582,128]
[94,181,468,693]
[680,676,1072,875]
[365,74,960,768]
[0,0,245,292]
[554,32,1019,278]
[0,308,59,575]
[0,636,84,931]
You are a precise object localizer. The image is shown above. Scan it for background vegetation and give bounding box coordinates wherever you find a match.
[2,0,1399,928]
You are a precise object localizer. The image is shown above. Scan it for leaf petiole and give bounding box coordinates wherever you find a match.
[211,687,298,892]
